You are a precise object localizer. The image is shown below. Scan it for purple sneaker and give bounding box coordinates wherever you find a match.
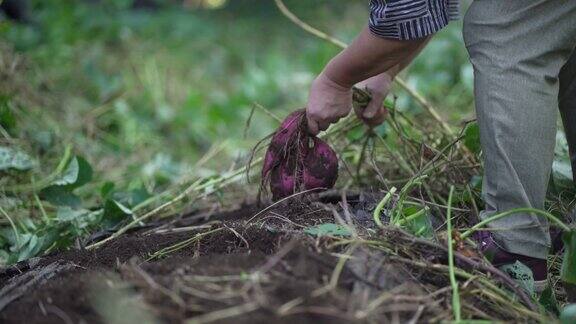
[474,231,548,282]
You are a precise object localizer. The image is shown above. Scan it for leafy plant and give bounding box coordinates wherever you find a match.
[463,122,481,156]
[561,230,576,285]
[399,205,433,237]
[0,95,16,134]
[40,156,93,207]
[539,285,559,315]
[304,223,351,237]
[0,146,35,171]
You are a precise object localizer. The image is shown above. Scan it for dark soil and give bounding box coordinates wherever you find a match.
[0,197,371,324]
[0,193,545,323]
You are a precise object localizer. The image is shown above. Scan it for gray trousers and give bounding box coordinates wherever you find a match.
[463,1,576,259]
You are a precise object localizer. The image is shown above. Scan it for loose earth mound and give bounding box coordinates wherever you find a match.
[0,193,548,323]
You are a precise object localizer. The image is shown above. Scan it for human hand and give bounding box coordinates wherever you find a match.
[306,73,352,135]
[354,72,392,127]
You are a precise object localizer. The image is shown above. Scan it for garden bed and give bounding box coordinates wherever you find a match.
[0,193,550,323]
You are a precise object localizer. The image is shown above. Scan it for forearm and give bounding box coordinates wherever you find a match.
[322,26,426,88]
[386,36,431,79]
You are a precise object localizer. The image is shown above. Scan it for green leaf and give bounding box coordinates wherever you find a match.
[0,249,9,266]
[561,230,576,284]
[539,285,559,315]
[11,233,31,252]
[100,181,116,200]
[17,234,40,262]
[0,146,34,171]
[41,156,93,206]
[463,122,481,155]
[57,207,90,222]
[499,261,535,296]
[384,97,395,110]
[41,186,81,207]
[0,227,18,247]
[0,95,16,133]
[551,131,574,193]
[551,160,575,193]
[52,157,80,185]
[468,175,482,190]
[0,197,22,211]
[20,217,36,231]
[51,156,93,188]
[561,304,576,324]
[114,187,151,207]
[402,206,433,238]
[0,233,7,247]
[31,131,53,150]
[102,199,132,228]
[56,207,102,230]
[73,156,93,187]
[553,160,573,181]
[304,223,351,237]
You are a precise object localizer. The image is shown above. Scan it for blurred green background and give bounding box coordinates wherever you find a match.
[0,0,478,263]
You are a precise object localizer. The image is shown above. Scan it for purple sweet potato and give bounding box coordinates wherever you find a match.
[303,137,338,190]
[261,109,338,201]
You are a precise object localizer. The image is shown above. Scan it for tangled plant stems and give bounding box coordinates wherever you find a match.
[372,187,397,228]
[446,186,462,322]
[460,207,571,240]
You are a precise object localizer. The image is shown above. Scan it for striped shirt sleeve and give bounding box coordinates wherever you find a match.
[369,0,460,40]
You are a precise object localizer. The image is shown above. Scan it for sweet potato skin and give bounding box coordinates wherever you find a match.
[262,109,338,201]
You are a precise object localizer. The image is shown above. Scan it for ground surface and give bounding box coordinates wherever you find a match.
[0,196,352,324]
[0,193,548,323]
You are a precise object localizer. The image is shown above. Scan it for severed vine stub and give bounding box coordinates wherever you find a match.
[261,109,338,201]
[352,86,373,111]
